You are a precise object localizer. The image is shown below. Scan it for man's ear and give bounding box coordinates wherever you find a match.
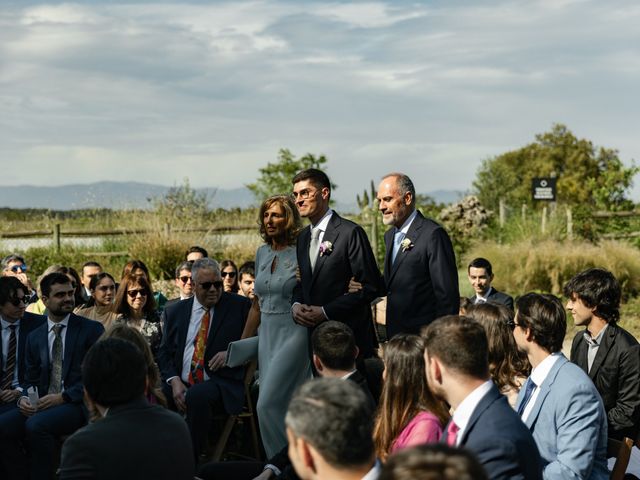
[403,191,413,206]
[312,354,323,373]
[303,440,318,474]
[320,187,330,201]
[431,356,443,385]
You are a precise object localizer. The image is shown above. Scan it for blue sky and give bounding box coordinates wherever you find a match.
[1,0,639,203]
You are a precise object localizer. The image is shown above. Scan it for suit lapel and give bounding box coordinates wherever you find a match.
[311,213,341,286]
[522,355,567,429]
[459,383,501,445]
[38,324,49,384]
[298,226,312,298]
[207,294,228,348]
[177,298,194,353]
[62,315,79,380]
[588,325,616,380]
[383,228,394,283]
[387,211,424,283]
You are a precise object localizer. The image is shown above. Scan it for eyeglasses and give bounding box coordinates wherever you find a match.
[127,289,148,298]
[292,188,317,200]
[96,285,116,292]
[221,271,236,278]
[507,320,522,330]
[199,281,223,291]
[7,265,27,273]
[179,276,192,284]
[8,296,29,307]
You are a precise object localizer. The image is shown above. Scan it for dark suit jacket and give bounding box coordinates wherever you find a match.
[469,288,514,310]
[22,313,104,403]
[384,211,459,338]
[570,323,640,439]
[59,397,194,480]
[293,212,383,357]
[157,293,251,413]
[443,383,542,480]
[0,312,46,389]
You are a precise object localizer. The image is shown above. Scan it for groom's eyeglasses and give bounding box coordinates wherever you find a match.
[292,188,317,200]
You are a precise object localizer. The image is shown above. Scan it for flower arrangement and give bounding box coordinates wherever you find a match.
[400,238,414,252]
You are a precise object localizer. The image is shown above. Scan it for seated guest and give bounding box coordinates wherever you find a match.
[80,261,103,303]
[467,257,514,310]
[423,315,542,479]
[466,302,530,407]
[74,272,119,328]
[0,277,47,415]
[114,273,162,358]
[157,257,250,462]
[0,272,104,480]
[374,334,448,460]
[1,254,36,304]
[286,378,379,480]
[27,265,85,315]
[564,268,640,441]
[514,293,608,479]
[167,260,194,307]
[459,296,472,315]
[122,259,168,314]
[220,259,239,293]
[59,338,194,479]
[238,261,256,300]
[380,444,489,480]
[102,323,167,407]
[186,245,208,262]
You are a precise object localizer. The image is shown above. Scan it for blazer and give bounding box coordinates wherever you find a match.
[469,288,514,310]
[59,397,194,480]
[22,313,104,403]
[0,312,46,387]
[384,211,459,338]
[157,293,251,412]
[293,212,383,357]
[570,323,640,440]
[516,355,608,480]
[443,383,542,480]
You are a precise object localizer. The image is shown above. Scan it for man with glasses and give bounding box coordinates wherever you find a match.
[158,257,251,462]
[0,272,104,480]
[1,254,36,305]
[291,168,382,359]
[166,261,195,309]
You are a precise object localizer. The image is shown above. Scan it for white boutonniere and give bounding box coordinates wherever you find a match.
[401,238,414,252]
[319,241,333,256]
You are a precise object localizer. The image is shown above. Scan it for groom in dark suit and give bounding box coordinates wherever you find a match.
[377,173,459,338]
[291,169,382,358]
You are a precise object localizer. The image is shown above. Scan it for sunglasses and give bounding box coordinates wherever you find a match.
[127,289,148,298]
[199,281,223,291]
[221,271,236,278]
[8,265,27,273]
[96,285,116,292]
[179,276,192,284]
[8,296,29,307]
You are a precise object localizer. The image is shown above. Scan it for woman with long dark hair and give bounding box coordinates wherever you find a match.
[219,259,239,294]
[374,334,450,460]
[74,272,118,328]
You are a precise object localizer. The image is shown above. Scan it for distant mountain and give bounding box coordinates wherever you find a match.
[0,181,465,211]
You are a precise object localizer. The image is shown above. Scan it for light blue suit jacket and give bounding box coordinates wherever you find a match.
[516,354,609,480]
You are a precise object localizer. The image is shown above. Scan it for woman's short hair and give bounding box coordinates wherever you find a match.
[257,194,302,245]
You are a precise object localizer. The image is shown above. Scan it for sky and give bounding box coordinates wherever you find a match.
[1,0,639,204]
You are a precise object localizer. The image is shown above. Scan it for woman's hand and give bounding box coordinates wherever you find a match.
[348,276,363,293]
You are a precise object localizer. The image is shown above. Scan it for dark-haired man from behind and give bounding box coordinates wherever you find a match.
[514,293,608,480]
[467,257,514,310]
[565,268,640,441]
[0,272,104,479]
[286,378,379,480]
[59,338,194,479]
[0,277,47,415]
[423,315,541,480]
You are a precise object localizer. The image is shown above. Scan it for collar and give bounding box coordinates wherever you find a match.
[530,352,562,386]
[0,317,19,330]
[47,314,70,332]
[361,460,381,480]
[452,379,493,432]
[475,286,493,302]
[341,369,358,380]
[584,323,608,346]
[191,296,208,315]
[311,209,333,231]
[396,209,418,235]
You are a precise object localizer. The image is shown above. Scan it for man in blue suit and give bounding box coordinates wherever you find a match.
[0,272,104,480]
[513,293,608,480]
[423,315,542,480]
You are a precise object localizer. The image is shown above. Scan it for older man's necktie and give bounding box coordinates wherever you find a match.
[1,325,17,390]
[49,324,64,395]
[189,309,210,385]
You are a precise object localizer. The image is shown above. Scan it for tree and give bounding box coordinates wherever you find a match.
[247,149,335,200]
[150,178,212,222]
[473,124,638,211]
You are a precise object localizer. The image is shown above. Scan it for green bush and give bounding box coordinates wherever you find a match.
[464,239,640,299]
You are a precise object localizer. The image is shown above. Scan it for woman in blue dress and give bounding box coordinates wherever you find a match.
[241,194,312,457]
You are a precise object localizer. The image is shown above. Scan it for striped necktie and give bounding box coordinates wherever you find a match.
[1,325,17,390]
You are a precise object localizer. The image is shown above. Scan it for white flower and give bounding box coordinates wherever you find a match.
[401,238,414,252]
[319,241,333,256]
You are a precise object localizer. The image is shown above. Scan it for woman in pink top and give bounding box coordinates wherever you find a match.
[373,334,450,460]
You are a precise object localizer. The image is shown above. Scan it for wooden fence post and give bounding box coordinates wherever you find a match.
[53,224,61,252]
[541,207,548,234]
[499,199,506,228]
[521,203,527,222]
[566,207,573,240]
[164,223,171,237]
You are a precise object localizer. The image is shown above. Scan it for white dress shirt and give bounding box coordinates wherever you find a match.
[310,208,334,248]
[1,317,20,389]
[180,297,213,383]
[450,379,494,446]
[521,352,562,422]
[474,286,493,303]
